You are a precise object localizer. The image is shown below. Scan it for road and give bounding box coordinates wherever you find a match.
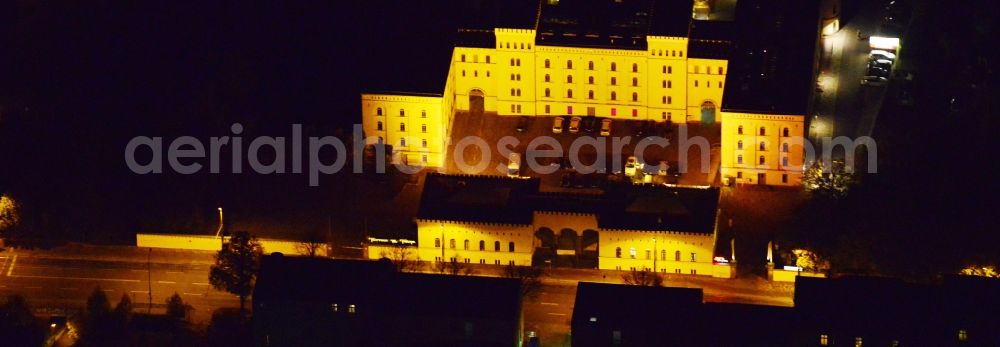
[0,246,239,324]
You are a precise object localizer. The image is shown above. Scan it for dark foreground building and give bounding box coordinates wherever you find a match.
[572,275,1000,346]
[253,255,522,347]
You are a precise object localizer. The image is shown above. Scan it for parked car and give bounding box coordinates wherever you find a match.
[552,116,565,134]
[861,75,887,86]
[569,116,582,133]
[507,152,521,178]
[599,119,612,136]
[624,156,639,177]
[516,116,529,132]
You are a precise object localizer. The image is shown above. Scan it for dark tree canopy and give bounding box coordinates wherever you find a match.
[209,231,262,314]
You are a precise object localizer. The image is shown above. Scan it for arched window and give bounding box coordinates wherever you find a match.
[610,91,617,100]
[610,62,617,71]
[737,140,743,149]
[479,240,485,251]
[667,96,672,104]
[460,54,466,62]
[783,128,790,137]
[449,239,456,249]
[544,88,551,98]
[544,59,550,68]
[461,70,466,77]
[516,89,521,96]
[611,77,617,85]
[671,50,676,57]
[567,75,573,83]
[567,89,573,98]
[544,74,550,82]
[718,67,724,74]
[588,61,594,70]
[510,58,515,66]
[399,123,405,131]
[760,142,766,151]
[615,247,622,258]
[631,77,638,86]
[759,127,766,136]
[399,109,405,116]
[668,81,672,88]
[566,60,573,69]
[494,241,500,251]
[473,70,477,77]
[737,155,743,164]
[632,92,638,102]
[588,76,594,84]
[679,51,683,57]
[668,66,673,74]
[520,43,524,49]
[662,96,667,104]
[783,157,789,167]
[675,250,681,261]
[377,121,383,131]
[738,125,744,134]
[759,156,766,165]
[434,238,441,247]
[588,90,594,99]
[516,58,521,66]
[506,43,510,49]
[376,107,383,116]
[783,143,789,152]
[632,63,638,72]
[463,239,469,250]
[662,66,666,73]
[508,242,515,252]
[662,80,666,88]
[510,88,516,96]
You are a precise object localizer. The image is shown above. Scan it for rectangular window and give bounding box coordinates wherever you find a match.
[782,174,788,183]
[690,252,697,262]
[545,105,551,114]
[567,106,573,115]
[611,108,617,116]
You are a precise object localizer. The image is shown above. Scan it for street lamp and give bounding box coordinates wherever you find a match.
[215,207,224,237]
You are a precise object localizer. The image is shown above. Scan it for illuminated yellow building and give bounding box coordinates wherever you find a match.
[413,174,720,275]
[360,0,821,187]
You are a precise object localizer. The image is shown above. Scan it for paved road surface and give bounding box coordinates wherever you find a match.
[0,247,239,324]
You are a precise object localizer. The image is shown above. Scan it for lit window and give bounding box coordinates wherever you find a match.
[611,108,617,116]
[629,247,636,258]
[854,337,862,347]
[690,252,696,262]
[567,106,573,114]
[645,249,651,259]
[348,304,356,313]
[331,303,339,312]
[959,329,968,341]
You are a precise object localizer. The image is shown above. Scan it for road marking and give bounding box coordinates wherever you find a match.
[10,275,141,283]
[156,281,176,284]
[540,302,559,306]
[182,293,203,296]
[192,282,209,286]
[6,255,16,276]
[546,313,567,316]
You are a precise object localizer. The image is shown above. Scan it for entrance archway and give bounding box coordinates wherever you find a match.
[469,89,485,115]
[532,228,556,266]
[700,100,717,124]
[580,230,599,268]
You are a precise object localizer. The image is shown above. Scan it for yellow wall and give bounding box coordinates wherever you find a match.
[597,230,715,275]
[720,112,806,186]
[415,220,535,266]
[361,94,446,167]
[136,233,322,256]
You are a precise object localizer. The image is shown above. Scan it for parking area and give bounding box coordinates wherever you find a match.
[445,111,720,188]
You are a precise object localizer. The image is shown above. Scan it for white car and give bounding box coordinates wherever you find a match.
[568,116,582,134]
[507,153,521,177]
[599,119,612,136]
[624,156,638,177]
[552,116,564,134]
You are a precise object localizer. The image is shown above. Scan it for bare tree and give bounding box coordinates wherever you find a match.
[502,264,545,300]
[379,244,422,272]
[621,268,663,286]
[435,256,475,276]
[296,228,328,257]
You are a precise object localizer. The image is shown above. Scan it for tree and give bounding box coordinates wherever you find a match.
[621,268,663,286]
[435,256,475,276]
[0,295,46,347]
[295,228,328,257]
[209,231,262,315]
[0,194,20,234]
[802,160,856,198]
[80,286,117,345]
[379,244,422,272]
[502,264,545,300]
[166,293,190,321]
[112,292,133,331]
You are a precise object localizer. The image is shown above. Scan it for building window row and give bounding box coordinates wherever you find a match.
[614,247,697,262]
[459,54,491,63]
[543,60,640,73]
[510,88,522,97]
[510,104,523,113]
[509,58,521,66]
[651,49,684,57]
[436,238,516,252]
[510,73,521,81]
[500,42,530,50]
